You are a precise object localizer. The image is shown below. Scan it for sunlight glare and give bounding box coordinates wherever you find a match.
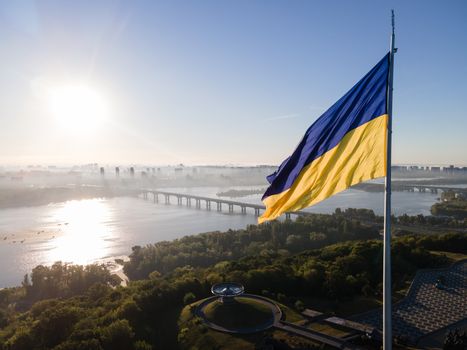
[46,199,114,265]
[46,84,109,134]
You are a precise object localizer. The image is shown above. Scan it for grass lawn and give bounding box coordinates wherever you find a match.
[300,295,381,317]
[307,321,353,338]
[179,300,268,350]
[277,302,305,323]
[272,329,324,349]
[203,297,273,329]
[430,250,467,262]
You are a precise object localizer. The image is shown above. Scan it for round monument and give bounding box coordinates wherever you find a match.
[211,282,244,304]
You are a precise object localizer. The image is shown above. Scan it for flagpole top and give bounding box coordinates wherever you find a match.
[390,10,397,53]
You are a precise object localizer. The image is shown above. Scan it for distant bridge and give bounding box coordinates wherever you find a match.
[358,182,467,195]
[394,184,467,194]
[138,185,467,218]
[138,189,307,219]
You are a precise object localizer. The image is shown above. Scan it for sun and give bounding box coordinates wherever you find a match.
[46,84,109,134]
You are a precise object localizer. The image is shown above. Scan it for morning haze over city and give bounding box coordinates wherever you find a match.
[0,1,466,350]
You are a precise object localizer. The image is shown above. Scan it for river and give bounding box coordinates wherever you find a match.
[0,186,439,287]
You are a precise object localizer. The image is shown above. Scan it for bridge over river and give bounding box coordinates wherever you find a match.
[137,183,467,219]
[358,182,467,194]
[394,184,467,194]
[139,189,306,219]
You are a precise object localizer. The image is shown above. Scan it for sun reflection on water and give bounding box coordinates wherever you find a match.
[45,199,114,265]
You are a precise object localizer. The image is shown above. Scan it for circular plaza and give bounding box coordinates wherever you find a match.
[196,283,282,334]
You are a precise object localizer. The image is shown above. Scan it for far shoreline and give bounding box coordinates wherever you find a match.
[0,186,137,210]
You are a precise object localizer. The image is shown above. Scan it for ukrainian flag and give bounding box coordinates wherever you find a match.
[259,54,390,224]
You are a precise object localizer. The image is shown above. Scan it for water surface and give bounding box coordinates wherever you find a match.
[0,186,439,287]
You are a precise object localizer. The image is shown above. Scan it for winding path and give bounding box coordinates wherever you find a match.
[195,294,282,334]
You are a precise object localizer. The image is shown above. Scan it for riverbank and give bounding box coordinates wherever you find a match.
[0,186,135,209]
[431,198,467,218]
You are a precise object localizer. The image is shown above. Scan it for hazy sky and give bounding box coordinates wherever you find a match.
[1,0,466,166]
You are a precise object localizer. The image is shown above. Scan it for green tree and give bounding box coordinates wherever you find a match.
[183,292,196,305]
[99,319,135,350]
[3,326,34,350]
[294,300,305,311]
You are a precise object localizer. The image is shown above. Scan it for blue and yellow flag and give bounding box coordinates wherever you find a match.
[259,54,389,223]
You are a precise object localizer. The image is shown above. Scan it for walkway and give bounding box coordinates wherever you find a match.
[196,294,282,334]
[274,321,362,350]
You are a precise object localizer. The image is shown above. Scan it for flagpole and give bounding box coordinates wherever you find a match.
[383,9,396,350]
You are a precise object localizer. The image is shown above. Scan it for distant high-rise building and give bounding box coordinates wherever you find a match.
[130,167,135,177]
[442,165,451,174]
[447,165,455,175]
[115,167,120,177]
[100,167,105,176]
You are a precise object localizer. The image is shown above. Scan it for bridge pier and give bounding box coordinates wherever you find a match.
[141,190,294,219]
[285,213,291,220]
